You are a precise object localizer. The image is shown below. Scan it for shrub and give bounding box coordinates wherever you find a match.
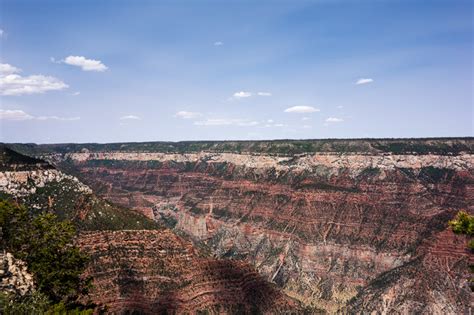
[449,210,474,291]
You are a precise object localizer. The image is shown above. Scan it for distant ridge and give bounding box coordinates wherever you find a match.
[7,137,474,156]
[0,144,53,171]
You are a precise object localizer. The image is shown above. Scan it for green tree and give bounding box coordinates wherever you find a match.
[449,211,474,250]
[0,199,92,309]
[449,210,474,291]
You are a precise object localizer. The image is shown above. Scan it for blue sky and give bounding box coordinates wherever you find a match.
[0,0,472,143]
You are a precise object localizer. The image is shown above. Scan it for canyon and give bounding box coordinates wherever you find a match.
[15,138,469,313]
[0,144,304,313]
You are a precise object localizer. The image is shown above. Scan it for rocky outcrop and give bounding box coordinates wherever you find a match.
[45,141,474,312]
[0,252,35,297]
[0,169,92,198]
[0,145,157,231]
[77,230,302,314]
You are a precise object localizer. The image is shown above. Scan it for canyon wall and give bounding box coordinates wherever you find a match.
[78,230,301,314]
[0,146,157,231]
[41,139,473,313]
[1,145,303,314]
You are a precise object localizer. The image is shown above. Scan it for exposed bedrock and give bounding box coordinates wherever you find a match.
[77,230,301,314]
[51,151,474,312]
[347,228,473,313]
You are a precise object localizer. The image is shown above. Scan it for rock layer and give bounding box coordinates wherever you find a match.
[0,145,303,313]
[47,143,474,312]
[77,230,301,314]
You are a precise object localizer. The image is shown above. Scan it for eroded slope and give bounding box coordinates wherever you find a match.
[35,138,474,312]
[0,145,303,314]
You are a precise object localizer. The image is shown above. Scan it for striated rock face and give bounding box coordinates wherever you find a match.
[0,145,303,313]
[77,230,301,314]
[42,139,474,312]
[347,228,473,313]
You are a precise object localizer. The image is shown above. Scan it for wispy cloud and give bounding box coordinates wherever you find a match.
[61,56,108,72]
[232,91,252,99]
[0,63,68,96]
[0,109,33,121]
[284,106,320,113]
[325,117,344,123]
[214,41,223,46]
[120,115,141,120]
[71,91,81,96]
[257,92,272,96]
[263,119,285,128]
[0,109,79,121]
[194,118,259,127]
[36,115,80,121]
[175,111,202,119]
[355,78,373,85]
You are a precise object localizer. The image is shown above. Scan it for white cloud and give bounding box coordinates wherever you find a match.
[0,29,4,37]
[302,125,312,129]
[175,111,202,119]
[0,63,21,75]
[355,78,373,85]
[214,41,223,46]
[120,115,141,120]
[0,109,79,121]
[301,117,310,121]
[284,106,320,113]
[0,109,33,121]
[72,91,81,96]
[0,65,68,96]
[63,56,108,72]
[267,119,274,123]
[337,105,344,109]
[325,117,344,123]
[257,92,272,96]
[233,91,252,99]
[194,118,259,127]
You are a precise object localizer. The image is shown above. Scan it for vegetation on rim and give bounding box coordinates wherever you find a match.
[0,199,96,313]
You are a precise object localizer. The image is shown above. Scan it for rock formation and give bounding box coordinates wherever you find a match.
[0,144,304,313]
[77,230,301,314]
[30,138,473,312]
[0,252,35,297]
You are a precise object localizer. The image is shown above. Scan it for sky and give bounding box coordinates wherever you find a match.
[0,0,472,143]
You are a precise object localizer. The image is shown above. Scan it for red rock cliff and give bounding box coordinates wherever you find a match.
[77,229,301,314]
[41,140,474,312]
